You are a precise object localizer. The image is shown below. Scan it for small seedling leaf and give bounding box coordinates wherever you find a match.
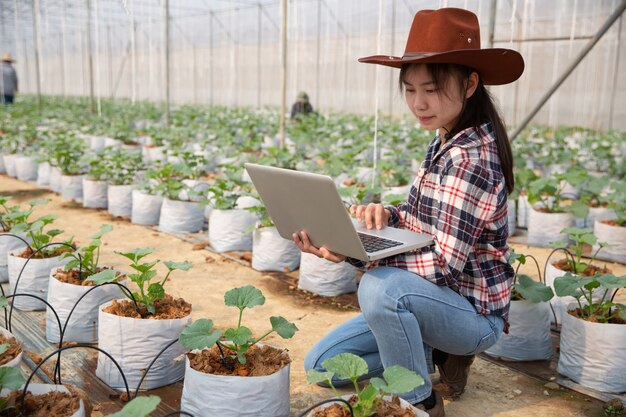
[379,365,424,394]
[148,282,165,300]
[0,296,8,309]
[513,274,554,303]
[554,273,587,298]
[224,326,253,346]
[224,285,265,309]
[179,319,222,350]
[270,316,298,339]
[114,247,155,263]
[321,353,368,381]
[105,396,161,417]
[596,274,626,289]
[85,269,118,285]
[164,261,193,272]
[306,369,334,385]
[0,367,25,391]
[91,224,113,240]
[0,344,8,355]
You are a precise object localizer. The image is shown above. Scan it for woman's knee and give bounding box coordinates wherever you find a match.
[358,267,401,315]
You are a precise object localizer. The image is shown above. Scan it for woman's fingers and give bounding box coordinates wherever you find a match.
[292,231,346,263]
[351,203,388,230]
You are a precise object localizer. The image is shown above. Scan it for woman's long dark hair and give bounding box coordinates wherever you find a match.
[399,63,515,195]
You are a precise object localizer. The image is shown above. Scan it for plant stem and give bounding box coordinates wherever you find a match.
[252,329,274,345]
[237,307,244,330]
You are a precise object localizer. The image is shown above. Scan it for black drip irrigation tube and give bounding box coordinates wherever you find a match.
[20,344,131,415]
[544,247,577,330]
[513,253,559,325]
[298,398,354,417]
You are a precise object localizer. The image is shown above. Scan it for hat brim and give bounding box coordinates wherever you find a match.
[358,48,524,85]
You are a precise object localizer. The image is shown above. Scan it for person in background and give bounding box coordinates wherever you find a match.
[295,7,524,417]
[290,91,314,120]
[1,53,18,105]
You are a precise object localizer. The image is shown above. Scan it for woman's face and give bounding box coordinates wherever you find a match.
[402,64,472,135]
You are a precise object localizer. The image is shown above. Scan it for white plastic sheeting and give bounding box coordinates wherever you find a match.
[7,253,68,311]
[557,305,626,393]
[158,198,204,234]
[96,299,191,391]
[251,227,300,272]
[298,252,357,296]
[181,351,291,417]
[484,300,553,361]
[131,190,163,226]
[45,270,127,343]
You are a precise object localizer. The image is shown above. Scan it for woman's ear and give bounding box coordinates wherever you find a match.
[465,72,479,98]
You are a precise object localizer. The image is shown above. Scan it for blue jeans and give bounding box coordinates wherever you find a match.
[304,266,504,404]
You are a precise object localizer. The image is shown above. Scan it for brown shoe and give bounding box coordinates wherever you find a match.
[435,352,475,399]
[415,390,445,417]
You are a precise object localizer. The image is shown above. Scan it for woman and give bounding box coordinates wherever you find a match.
[294,8,524,417]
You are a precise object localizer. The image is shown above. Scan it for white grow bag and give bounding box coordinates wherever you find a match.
[131,190,163,226]
[45,269,127,344]
[208,209,257,252]
[49,166,63,193]
[517,194,530,229]
[37,162,51,188]
[96,299,191,390]
[15,156,38,181]
[3,154,17,177]
[0,327,23,368]
[252,227,301,272]
[305,394,427,417]
[60,175,84,201]
[0,233,29,283]
[7,252,68,311]
[586,207,614,229]
[557,305,626,393]
[82,178,108,209]
[0,153,5,173]
[527,208,575,246]
[158,198,204,234]
[484,300,552,361]
[181,350,291,417]
[299,252,357,296]
[507,199,516,237]
[594,220,626,264]
[0,384,86,417]
[107,184,134,217]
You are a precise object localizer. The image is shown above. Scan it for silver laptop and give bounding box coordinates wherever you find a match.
[244,163,433,262]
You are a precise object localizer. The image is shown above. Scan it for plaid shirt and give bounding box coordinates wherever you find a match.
[363,122,514,321]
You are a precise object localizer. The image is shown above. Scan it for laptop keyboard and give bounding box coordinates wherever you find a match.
[357,233,403,253]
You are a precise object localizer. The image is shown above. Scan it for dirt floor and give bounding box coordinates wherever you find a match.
[2,175,625,417]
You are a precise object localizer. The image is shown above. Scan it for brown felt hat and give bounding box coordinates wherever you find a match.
[358,8,524,85]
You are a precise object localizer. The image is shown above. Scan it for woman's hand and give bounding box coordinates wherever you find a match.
[293,230,347,263]
[350,203,391,230]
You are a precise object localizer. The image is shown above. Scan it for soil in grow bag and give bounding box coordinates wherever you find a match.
[53,267,123,286]
[568,308,626,325]
[0,334,21,365]
[103,295,191,319]
[16,246,74,260]
[310,395,417,417]
[552,259,610,276]
[188,344,291,377]
[1,387,88,417]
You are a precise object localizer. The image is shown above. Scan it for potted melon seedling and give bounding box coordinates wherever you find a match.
[50,133,87,202]
[92,247,192,390]
[303,353,426,417]
[0,196,36,283]
[554,272,626,393]
[130,164,165,226]
[245,201,300,272]
[593,180,625,263]
[485,250,554,361]
[153,162,204,233]
[104,395,161,417]
[105,148,144,218]
[0,297,23,369]
[546,227,611,323]
[82,151,110,209]
[7,205,74,311]
[206,168,257,252]
[178,285,298,417]
[46,224,126,344]
[0,366,90,417]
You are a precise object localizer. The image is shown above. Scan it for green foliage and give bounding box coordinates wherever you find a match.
[179,285,298,364]
[0,367,25,410]
[86,247,192,315]
[549,227,608,274]
[513,275,554,303]
[9,200,72,257]
[104,396,161,417]
[206,166,253,210]
[48,132,87,175]
[60,224,112,280]
[306,353,424,417]
[554,272,626,322]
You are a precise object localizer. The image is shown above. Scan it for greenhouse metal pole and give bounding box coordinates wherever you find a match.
[209,12,214,106]
[315,0,321,107]
[107,25,113,98]
[62,0,68,97]
[86,0,95,115]
[608,14,622,130]
[388,0,396,116]
[164,0,170,126]
[257,3,262,108]
[279,0,287,147]
[510,0,626,141]
[487,0,497,48]
[32,0,42,109]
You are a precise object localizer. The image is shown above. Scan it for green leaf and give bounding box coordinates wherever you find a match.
[0,343,8,355]
[105,396,161,417]
[114,247,155,263]
[306,369,334,385]
[85,269,118,285]
[513,274,554,303]
[28,198,50,207]
[0,296,8,309]
[163,261,193,272]
[179,319,222,350]
[147,282,165,300]
[554,273,591,298]
[224,285,265,310]
[224,326,253,346]
[270,316,298,339]
[321,353,369,381]
[47,229,64,238]
[596,274,626,289]
[377,365,424,394]
[0,367,25,391]
[131,260,159,274]
[63,259,81,272]
[91,224,113,240]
